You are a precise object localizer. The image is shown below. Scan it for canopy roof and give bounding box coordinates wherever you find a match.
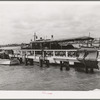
[31,36,94,43]
[0,46,21,50]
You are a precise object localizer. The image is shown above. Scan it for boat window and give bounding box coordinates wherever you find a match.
[16,50,20,55]
[46,51,53,56]
[35,51,42,56]
[68,51,77,57]
[55,51,66,56]
[22,51,26,55]
[5,50,14,54]
[30,51,34,55]
[26,51,32,55]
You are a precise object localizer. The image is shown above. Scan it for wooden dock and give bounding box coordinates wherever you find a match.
[6,49,100,73]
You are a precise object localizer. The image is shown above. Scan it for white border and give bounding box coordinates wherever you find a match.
[0,1,100,99]
[0,91,100,99]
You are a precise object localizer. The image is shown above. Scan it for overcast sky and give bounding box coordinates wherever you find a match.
[0,1,100,44]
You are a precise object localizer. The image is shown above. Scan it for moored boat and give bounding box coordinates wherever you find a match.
[3,34,100,72]
[0,49,20,65]
[0,58,20,65]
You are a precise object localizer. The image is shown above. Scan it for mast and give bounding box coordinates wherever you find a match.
[34,32,36,41]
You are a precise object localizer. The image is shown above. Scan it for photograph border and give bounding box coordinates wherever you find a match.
[0,0,99,99]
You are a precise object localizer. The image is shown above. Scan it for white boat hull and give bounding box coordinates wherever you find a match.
[0,58,20,65]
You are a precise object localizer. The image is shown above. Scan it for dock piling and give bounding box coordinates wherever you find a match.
[25,58,28,66]
[60,61,63,71]
[65,62,70,71]
[29,59,34,65]
[45,60,49,67]
[39,59,43,67]
[19,58,22,64]
[90,68,94,73]
[85,66,89,73]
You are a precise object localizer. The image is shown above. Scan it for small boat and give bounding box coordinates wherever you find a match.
[10,58,20,65]
[0,58,20,65]
[0,50,20,65]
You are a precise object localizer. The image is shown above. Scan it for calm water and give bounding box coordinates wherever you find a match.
[0,63,100,91]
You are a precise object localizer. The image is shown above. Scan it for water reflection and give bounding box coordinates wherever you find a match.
[0,64,99,90]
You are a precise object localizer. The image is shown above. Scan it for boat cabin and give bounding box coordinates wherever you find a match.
[21,36,94,50]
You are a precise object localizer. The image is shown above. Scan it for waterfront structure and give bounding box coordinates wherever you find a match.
[5,35,99,73]
[0,35,99,72]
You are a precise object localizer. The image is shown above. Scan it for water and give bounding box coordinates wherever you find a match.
[0,63,100,91]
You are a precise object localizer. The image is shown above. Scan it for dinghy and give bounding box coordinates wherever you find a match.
[0,58,20,65]
[0,50,20,65]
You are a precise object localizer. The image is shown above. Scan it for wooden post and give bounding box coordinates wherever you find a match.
[19,58,22,64]
[46,60,49,67]
[60,61,63,71]
[65,62,70,71]
[24,54,28,65]
[39,58,43,67]
[25,58,28,65]
[30,59,34,65]
[90,68,94,73]
[85,66,89,73]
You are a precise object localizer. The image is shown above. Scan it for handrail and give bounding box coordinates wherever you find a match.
[19,49,77,52]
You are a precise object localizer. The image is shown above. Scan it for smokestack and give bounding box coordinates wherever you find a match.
[34,32,36,41]
[40,37,42,40]
[51,35,53,40]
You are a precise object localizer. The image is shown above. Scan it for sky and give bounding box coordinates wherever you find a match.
[0,1,100,44]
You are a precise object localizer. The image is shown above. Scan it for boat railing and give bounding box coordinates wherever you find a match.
[13,49,77,58]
